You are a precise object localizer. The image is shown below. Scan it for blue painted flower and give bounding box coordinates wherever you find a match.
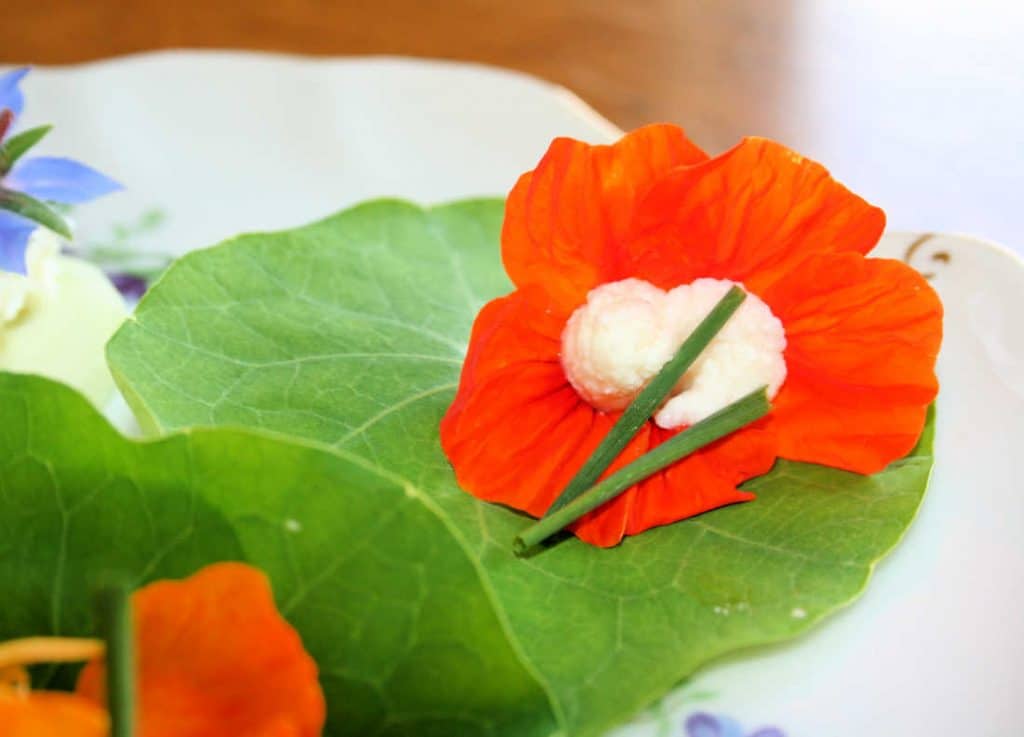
[685,711,786,737]
[0,66,121,274]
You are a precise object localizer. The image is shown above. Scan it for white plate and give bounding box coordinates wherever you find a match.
[15,52,1024,737]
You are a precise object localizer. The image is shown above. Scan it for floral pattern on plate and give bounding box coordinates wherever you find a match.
[685,711,785,737]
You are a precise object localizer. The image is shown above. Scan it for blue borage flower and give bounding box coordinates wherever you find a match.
[0,67,28,117]
[685,711,786,737]
[0,66,121,274]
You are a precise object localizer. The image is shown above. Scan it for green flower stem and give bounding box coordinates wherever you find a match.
[0,187,72,239]
[96,582,135,737]
[545,285,747,516]
[0,124,52,173]
[515,386,771,555]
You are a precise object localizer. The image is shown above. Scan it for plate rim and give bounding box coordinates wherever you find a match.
[16,50,1021,273]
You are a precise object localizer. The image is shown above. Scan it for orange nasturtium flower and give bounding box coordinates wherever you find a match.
[0,562,324,737]
[78,562,325,737]
[440,124,942,548]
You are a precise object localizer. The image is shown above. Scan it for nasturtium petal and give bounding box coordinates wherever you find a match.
[107,199,936,736]
[0,373,559,737]
[76,562,326,737]
[0,691,108,737]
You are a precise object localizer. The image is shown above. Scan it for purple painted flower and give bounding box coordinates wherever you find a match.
[685,711,786,737]
[108,272,150,301]
[0,66,121,274]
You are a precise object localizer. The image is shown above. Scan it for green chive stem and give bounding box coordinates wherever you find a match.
[545,285,747,516]
[96,582,135,737]
[515,386,770,554]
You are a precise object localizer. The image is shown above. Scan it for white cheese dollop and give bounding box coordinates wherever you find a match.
[561,277,787,427]
[0,229,127,407]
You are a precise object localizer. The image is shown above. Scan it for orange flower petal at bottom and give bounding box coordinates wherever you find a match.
[76,562,325,737]
[0,691,108,737]
[622,423,777,538]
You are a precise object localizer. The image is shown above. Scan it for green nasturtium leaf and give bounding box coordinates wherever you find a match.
[107,199,936,736]
[0,373,559,737]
